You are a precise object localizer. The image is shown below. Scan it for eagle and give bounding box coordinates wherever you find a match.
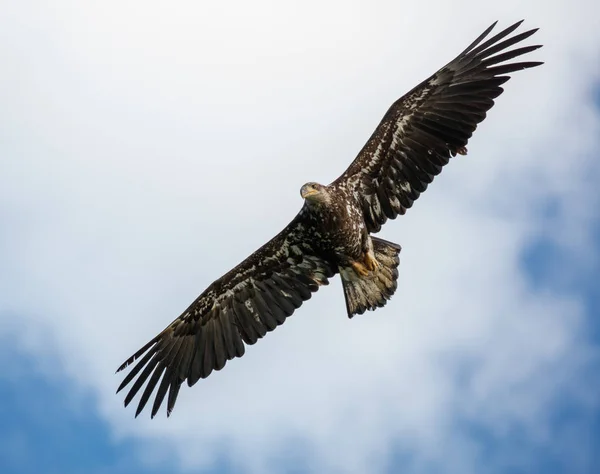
[117,21,542,418]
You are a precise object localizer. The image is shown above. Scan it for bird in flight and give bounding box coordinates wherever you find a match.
[117,20,543,418]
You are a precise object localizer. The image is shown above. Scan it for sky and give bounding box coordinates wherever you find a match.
[1,1,599,473]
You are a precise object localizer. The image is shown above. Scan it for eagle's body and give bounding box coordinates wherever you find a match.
[117,21,543,418]
[300,183,367,260]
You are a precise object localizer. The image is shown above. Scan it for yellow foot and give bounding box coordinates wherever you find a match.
[364,251,380,272]
[351,261,370,277]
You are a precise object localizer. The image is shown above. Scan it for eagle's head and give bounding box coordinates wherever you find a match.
[300,182,330,205]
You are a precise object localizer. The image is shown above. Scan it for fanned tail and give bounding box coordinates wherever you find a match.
[339,237,401,317]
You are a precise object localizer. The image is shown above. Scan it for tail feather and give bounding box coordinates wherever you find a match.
[340,237,401,317]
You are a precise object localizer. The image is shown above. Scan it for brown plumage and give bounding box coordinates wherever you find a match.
[117,20,543,418]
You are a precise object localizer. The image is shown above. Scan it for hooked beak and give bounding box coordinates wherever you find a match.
[302,188,319,199]
[301,188,319,199]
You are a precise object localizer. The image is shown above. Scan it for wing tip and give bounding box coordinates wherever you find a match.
[487,20,499,31]
[487,19,531,34]
[115,335,161,374]
[463,19,541,59]
[116,357,134,374]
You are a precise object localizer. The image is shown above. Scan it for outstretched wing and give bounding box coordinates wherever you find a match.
[334,21,543,232]
[116,211,335,418]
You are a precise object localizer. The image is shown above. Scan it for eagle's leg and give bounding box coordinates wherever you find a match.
[349,232,380,276]
[362,234,380,272]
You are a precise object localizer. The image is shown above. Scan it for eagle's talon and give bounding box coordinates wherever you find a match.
[351,261,370,277]
[364,251,380,272]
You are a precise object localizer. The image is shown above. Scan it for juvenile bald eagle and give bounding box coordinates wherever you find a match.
[117,21,542,417]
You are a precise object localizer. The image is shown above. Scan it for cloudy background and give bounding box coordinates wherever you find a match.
[1,1,599,473]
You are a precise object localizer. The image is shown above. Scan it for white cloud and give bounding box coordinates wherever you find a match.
[1,0,599,473]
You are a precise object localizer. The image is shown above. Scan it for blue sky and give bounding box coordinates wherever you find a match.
[1,1,600,474]
[0,343,170,474]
